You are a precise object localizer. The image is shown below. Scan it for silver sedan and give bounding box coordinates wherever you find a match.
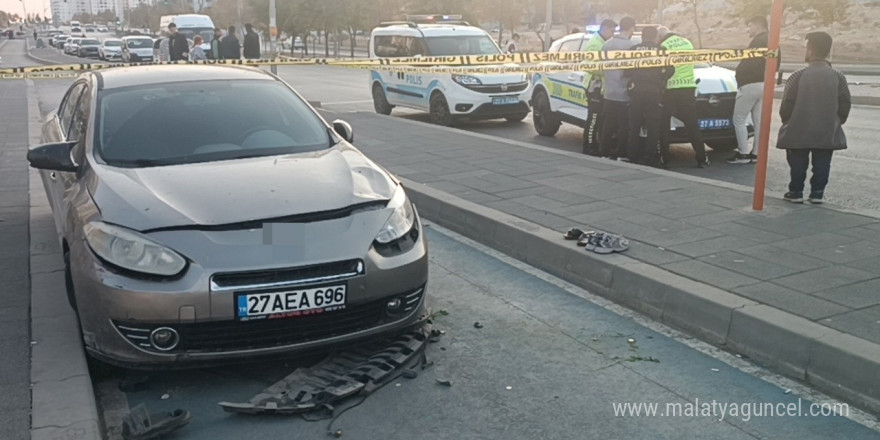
[28,65,429,367]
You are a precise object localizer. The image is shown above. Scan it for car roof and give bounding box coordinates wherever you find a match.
[372,24,488,38]
[95,65,275,90]
[122,35,152,40]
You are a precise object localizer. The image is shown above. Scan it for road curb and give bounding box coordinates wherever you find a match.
[402,177,880,414]
[26,79,102,440]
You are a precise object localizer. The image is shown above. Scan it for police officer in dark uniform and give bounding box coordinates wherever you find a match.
[624,27,674,166]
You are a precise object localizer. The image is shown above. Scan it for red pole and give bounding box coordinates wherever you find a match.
[752,0,786,211]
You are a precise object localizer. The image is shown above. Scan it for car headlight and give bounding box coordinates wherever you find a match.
[375,186,415,244]
[452,74,482,86]
[83,221,186,276]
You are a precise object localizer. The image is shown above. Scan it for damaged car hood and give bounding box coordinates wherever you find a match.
[89,144,397,231]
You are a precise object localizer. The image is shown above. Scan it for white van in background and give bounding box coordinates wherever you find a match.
[159,14,215,52]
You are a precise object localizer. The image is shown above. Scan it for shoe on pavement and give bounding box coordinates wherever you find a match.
[809,192,824,204]
[784,192,804,203]
[594,234,629,254]
[584,232,605,252]
[696,157,710,168]
[725,153,752,164]
[748,153,758,163]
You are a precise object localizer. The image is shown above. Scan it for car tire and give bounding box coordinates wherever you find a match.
[429,93,454,126]
[505,112,529,123]
[707,138,738,151]
[372,83,393,115]
[532,90,561,137]
[63,248,78,312]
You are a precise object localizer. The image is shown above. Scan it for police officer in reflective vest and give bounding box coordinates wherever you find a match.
[582,19,617,156]
[657,27,709,168]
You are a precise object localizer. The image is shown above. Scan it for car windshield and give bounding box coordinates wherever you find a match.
[126,39,152,48]
[82,39,99,45]
[178,28,214,44]
[104,40,122,46]
[424,35,501,56]
[95,80,332,167]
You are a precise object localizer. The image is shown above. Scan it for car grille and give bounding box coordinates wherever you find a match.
[210,259,365,292]
[462,81,528,94]
[113,285,426,354]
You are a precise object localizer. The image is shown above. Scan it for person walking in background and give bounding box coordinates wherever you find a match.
[581,19,616,156]
[210,27,223,60]
[658,26,709,168]
[778,32,851,204]
[624,26,674,166]
[728,16,773,164]
[243,23,261,59]
[190,35,207,61]
[599,17,636,161]
[221,25,241,60]
[167,23,189,61]
[506,33,520,53]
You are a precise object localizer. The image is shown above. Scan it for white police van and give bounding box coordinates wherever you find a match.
[368,15,530,126]
[530,31,746,150]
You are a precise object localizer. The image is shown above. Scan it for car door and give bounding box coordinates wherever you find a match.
[545,37,589,121]
[56,82,93,240]
[40,81,86,238]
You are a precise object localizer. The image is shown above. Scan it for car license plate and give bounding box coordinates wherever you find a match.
[235,284,346,321]
[698,118,732,130]
[492,96,519,105]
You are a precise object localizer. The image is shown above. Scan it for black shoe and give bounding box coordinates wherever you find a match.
[748,153,758,163]
[697,157,710,168]
[808,192,824,204]
[784,192,804,203]
[726,152,752,164]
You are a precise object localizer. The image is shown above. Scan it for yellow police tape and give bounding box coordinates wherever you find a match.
[0,48,774,79]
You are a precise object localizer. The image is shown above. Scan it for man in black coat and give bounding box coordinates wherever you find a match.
[221,25,241,60]
[624,26,674,166]
[243,23,260,59]
[167,23,189,61]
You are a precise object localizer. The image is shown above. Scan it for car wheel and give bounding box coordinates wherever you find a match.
[429,93,454,126]
[707,138,738,151]
[63,248,77,312]
[372,83,393,115]
[505,112,529,123]
[532,90,561,136]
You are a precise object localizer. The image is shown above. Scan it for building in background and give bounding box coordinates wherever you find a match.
[50,0,161,25]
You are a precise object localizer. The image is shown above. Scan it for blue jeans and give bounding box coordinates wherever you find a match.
[786,149,833,194]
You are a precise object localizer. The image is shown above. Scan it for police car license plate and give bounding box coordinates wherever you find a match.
[236,284,346,321]
[698,118,732,130]
[492,96,519,105]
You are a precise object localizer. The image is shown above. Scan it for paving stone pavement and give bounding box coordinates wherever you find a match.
[339,111,880,348]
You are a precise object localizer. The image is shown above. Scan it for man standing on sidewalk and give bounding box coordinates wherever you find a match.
[210,28,223,60]
[243,23,261,59]
[728,16,771,164]
[625,26,674,166]
[582,19,616,156]
[600,17,636,160]
[778,32,851,204]
[658,27,709,168]
[167,23,189,61]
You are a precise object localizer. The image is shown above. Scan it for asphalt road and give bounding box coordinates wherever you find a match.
[274,65,880,216]
[5,41,880,438]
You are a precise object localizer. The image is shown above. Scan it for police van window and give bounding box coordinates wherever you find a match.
[375,35,408,57]
[423,35,501,56]
[560,40,581,52]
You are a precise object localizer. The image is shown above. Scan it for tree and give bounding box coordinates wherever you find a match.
[796,0,851,31]
[675,0,702,48]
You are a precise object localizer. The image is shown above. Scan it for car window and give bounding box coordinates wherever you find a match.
[424,35,501,56]
[374,35,420,58]
[94,80,332,168]
[126,39,152,48]
[559,39,582,52]
[81,39,99,45]
[104,40,122,46]
[58,83,86,136]
[68,86,92,162]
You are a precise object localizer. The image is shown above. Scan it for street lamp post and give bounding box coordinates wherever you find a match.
[543,0,552,52]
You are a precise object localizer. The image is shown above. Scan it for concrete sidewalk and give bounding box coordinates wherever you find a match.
[337,111,880,414]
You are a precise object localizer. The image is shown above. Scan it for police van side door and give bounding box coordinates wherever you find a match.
[545,38,589,121]
[373,35,427,109]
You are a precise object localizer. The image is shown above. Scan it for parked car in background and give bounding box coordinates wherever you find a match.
[99,39,124,60]
[52,34,69,48]
[64,37,82,55]
[77,38,101,58]
[121,36,155,62]
[26,65,428,367]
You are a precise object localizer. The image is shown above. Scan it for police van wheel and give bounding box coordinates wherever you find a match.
[372,84,393,115]
[429,93,453,126]
[505,112,528,123]
[532,90,560,136]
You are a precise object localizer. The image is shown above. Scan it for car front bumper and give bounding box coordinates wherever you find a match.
[71,213,430,368]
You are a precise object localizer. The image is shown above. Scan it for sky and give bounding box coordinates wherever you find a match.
[1,0,52,19]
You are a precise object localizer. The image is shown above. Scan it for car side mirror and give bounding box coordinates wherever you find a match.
[27,141,78,172]
[332,120,354,143]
